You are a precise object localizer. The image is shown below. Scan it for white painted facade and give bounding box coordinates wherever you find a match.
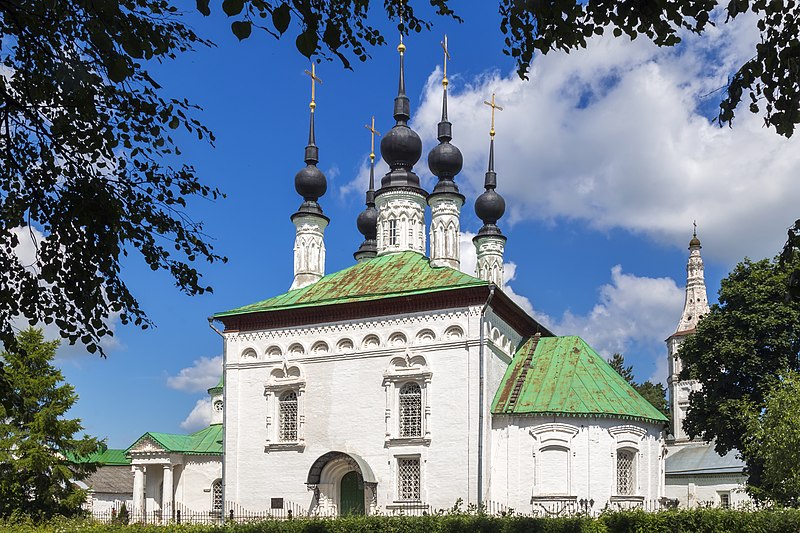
[220,297,663,515]
[665,474,748,508]
[428,193,463,270]
[473,235,506,288]
[375,190,427,256]
[291,213,328,290]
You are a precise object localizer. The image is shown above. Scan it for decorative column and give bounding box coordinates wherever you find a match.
[473,93,507,287]
[375,33,428,256]
[427,35,465,270]
[132,465,145,517]
[162,464,174,521]
[291,63,329,290]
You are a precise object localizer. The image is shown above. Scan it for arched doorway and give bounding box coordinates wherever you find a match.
[340,471,365,515]
[306,451,377,516]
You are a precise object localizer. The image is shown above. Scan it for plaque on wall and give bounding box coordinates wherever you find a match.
[270,498,284,509]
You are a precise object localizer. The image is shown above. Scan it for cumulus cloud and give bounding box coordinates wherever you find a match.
[534,265,684,382]
[180,397,212,431]
[167,355,222,392]
[342,13,798,263]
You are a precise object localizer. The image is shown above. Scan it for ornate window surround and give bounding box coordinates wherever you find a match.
[529,424,579,497]
[264,362,306,451]
[383,351,432,446]
[608,425,646,499]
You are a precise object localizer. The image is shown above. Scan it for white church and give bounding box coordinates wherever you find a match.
[81,38,748,519]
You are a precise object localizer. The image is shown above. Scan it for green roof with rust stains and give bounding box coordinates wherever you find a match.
[492,336,668,423]
[214,251,488,317]
[127,424,223,455]
[68,447,131,465]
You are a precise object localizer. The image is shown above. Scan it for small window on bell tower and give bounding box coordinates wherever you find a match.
[388,219,399,247]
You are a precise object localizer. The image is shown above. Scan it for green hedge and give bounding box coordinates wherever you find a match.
[4,509,800,533]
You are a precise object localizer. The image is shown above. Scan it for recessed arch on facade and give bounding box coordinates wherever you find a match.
[266,345,283,358]
[388,332,407,346]
[311,341,329,354]
[336,338,355,352]
[415,329,436,343]
[361,334,381,349]
[288,342,305,355]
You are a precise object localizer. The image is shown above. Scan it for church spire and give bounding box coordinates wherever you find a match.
[428,35,464,269]
[676,222,710,333]
[290,63,329,290]
[473,93,507,286]
[375,30,427,255]
[355,117,380,262]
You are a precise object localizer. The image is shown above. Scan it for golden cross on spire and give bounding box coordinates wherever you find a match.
[364,116,381,162]
[484,92,503,137]
[441,34,450,87]
[693,220,697,236]
[397,7,406,54]
[303,63,323,111]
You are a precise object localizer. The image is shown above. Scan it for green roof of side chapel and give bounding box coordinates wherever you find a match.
[214,251,488,317]
[127,424,223,456]
[492,336,668,424]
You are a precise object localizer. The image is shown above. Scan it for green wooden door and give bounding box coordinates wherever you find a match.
[340,471,365,515]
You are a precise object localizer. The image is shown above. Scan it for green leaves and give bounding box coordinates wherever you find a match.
[232,20,252,40]
[222,0,244,16]
[0,328,101,520]
[272,3,291,34]
[679,255,800,497]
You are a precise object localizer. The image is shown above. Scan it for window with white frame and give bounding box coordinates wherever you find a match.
[383,354,432,445]
[397,457,421,501]
[388,219,398,247]
[279,391,298,442]
[399,382,422,438]
[617,449,635,496]
[719,491,730,509]
[211,479,223,514]
[264,364,306,449]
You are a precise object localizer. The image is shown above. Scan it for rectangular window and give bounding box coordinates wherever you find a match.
[397,457,421,501]
[279,391,298,442]
[617,450,635,496]
[388,220,398,246]
[399,382,422,438]
[719,492,730,509]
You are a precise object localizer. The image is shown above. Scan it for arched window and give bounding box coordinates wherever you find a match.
[399,382,422,438]
[211,479,223,515]
[617,449,635,495]
[279,391,298,442]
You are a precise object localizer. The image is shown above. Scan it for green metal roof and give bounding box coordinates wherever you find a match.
[69,447,131,466]
[214,251,487,318]
[208,375,223,394]
[128,424,223,455]
[492,336,668,424]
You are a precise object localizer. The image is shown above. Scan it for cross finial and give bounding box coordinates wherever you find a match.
[441,35,451,87]
[693,220,697,237]
[364,116,381,162]
[303,63,323,111]
[484,92,503,138]
[397,9,406,54]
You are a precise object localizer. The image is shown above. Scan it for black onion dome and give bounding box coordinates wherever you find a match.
[295,163,327,201]
[357,205,378,239]
[293,109,327,217]
[377,39,425,193]
[428,83,463,196]
[475,188,505,225]
[475,137,505,237]
[689,234,701,247]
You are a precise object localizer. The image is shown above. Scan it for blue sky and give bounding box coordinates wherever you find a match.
[33,4,799,448]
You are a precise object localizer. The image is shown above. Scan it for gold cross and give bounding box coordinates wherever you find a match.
[303,63,323,110]
[441,35,451,87]
[693,220,697,236]
[364,116,381,162]
[398,9,406,54]
[484,93,503,137]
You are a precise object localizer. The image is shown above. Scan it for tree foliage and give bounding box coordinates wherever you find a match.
[743,370,800,506]
[680,255,800,492]
[206,0,800,138]
[0,328,100,520]
[607,352,669,417]
[0,0,225,356]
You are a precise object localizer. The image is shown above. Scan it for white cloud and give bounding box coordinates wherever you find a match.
[166,355,222,393]
[180,397,212,431]
[351,12,800,264]
[535,265,684,379]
